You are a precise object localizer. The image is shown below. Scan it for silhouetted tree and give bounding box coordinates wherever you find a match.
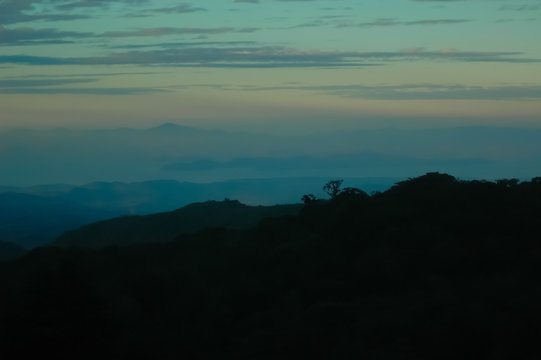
[301,194,317,204]
[323,179,343,199]
[339,187,366,197]
[496,179,519,188]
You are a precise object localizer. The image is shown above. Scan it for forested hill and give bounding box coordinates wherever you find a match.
[55,200,302,248]
[0,241,26,261]
[2,173,541,359]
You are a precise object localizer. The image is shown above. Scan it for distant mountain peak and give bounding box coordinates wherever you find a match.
[150,122,194,131]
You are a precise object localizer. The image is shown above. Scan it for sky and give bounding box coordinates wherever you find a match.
[1,0,540,132]
[1,0,541,186]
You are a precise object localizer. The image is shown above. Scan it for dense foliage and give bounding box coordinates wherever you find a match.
[1,173,541,359]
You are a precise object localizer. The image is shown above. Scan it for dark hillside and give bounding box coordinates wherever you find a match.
[0,178,394,249]
[1,173,541,359]
[0,241,26,260]
[55,200,302,248]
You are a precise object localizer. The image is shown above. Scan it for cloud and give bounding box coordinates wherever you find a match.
[500,5,541,11]
[285,19,327,28]
[0,0,147,24]
[0,25,92,46]
[0,0,89,24]
[101,27,235,38]
[150,4,206,14]
[0,55,67,65]
[0,78,96,87]
[11,71,162,77]
[0,47,538,68]
[0,76,166,95]
[406,19,469,25]
[0,47,379,67]
[353,18,469,27]
[242,83,541,101]
[109,41,258,50]
[0,24,255,47]
[54,0,148,11]
[0,0,41,24]
[0,86,166,95]
[235,27,261,33]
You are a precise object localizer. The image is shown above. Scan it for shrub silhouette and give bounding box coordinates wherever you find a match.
[301,194,317,204]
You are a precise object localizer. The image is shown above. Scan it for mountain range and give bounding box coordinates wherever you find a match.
[55,199,302,248]
[0,177,395,249]
[2,123,541,186]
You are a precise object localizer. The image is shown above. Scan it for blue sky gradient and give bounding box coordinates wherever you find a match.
[1,0,541,185]
[0,0,540,130]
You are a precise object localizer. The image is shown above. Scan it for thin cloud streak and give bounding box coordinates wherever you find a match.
[350,18,470,27]
[0,78,96,87]
[54,0,148,11]
[0,74,166,95]
[241,83,541,101]
[0,0,91,24]
[0,87,167,95]
[0,25,92,46]
[0,48,538,68]
[149,4,206,14]
[101,27,235,38]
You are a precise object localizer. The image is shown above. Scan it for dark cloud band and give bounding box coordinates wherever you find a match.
[0,47,537,68]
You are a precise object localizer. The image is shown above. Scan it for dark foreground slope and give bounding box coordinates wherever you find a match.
[1,173,541,359]
[55,200,302,247]
[0,241,26,260]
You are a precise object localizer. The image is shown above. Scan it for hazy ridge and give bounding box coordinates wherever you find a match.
[0,177,395,249]
[55,200,302,248]
[2,124,540,186]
